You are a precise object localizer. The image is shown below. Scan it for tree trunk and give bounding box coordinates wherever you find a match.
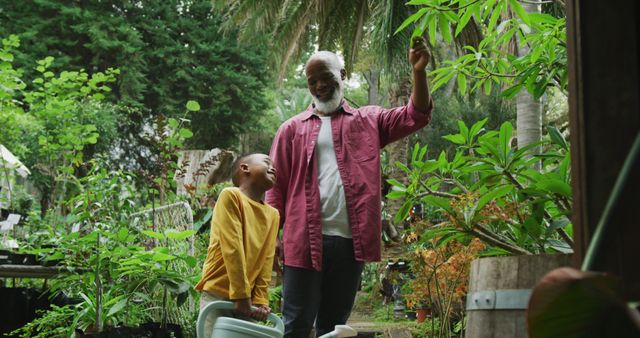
[516,2,543,166]
[363,67,380,105]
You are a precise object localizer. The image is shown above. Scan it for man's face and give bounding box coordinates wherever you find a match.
[305,59,345,114]
[305,59,341,102]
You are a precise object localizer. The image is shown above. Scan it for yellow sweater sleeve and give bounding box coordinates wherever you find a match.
[214,189,251,300]
[252,213,280,305]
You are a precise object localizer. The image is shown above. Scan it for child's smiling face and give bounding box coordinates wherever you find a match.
[245,154,277,190]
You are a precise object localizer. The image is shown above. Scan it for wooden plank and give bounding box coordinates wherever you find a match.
[566,0,640,300]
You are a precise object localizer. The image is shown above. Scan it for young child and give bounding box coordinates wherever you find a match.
[195,153,279,337]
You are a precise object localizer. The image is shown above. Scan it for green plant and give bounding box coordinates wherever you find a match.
[411,318,443,338]
[388,119,572,255]
[9,304,78,338]
[403,232,484,337]
[268,284,283,316]
[118,228,197,328]
[142,101,198,205]
[396,0,567,100]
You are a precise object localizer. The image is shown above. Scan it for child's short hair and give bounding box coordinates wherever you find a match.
[230,153,260,187]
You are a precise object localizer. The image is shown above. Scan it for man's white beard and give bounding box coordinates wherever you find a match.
[312,83,343,114]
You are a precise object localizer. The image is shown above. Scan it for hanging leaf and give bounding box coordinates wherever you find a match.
[457,72,467,95]
[477,185,513,210]
[499,122,513,163]
[443,134,466,145]
[386,190,406,200]
[423,195,454,214]
[395,7,430,35]
[186,100,200,111]
[166,229,196,240]
[179,128,193,138]
[142,230,166,240]
[508,0,531,26]
[547,125,568,151]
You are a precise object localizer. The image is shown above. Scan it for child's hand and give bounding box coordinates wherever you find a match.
[251,304,271,321]
[233,298,253,317]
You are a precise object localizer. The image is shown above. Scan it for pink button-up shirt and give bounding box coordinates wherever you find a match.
[266,99,433,271]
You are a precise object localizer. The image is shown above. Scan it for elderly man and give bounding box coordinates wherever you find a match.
[266,37,433,337]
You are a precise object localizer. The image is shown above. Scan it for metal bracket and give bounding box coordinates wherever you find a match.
[466,289,532,310]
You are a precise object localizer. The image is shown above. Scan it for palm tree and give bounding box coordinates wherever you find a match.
[216,0,485,238]
[216,0,416,234]
[515,2,543,156]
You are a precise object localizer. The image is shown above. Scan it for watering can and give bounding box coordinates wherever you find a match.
[197,301,358,338]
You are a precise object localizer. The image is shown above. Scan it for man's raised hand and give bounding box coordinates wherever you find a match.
[409,37,431,72]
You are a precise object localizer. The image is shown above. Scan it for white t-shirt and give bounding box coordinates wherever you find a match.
[314,115,351,238]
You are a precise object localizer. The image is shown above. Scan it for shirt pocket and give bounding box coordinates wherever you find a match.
[346,118,376,162]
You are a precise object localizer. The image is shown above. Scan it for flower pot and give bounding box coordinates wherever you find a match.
[465,254,571,338]
[416,307,431,323]
[405,310,417,320]
[76,326,151,338]
[0,287,51,337]
[141,322,183,338]
[9,252,38,265]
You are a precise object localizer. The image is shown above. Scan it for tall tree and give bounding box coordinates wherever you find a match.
[0,0,272,157]
[396,0,568,160]
[515,1,543,152]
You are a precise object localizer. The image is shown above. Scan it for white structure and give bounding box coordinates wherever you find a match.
[0,144,31,210]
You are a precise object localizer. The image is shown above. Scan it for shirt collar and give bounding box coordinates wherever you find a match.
[301,99,354,121]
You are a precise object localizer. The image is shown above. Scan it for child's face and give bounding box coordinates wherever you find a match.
[245,154,277,190]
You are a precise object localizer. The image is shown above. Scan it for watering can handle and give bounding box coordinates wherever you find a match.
[196,300,285,338]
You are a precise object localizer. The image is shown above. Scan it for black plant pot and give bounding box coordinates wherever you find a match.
[0,250,39,265]
[0,288,51,337]
[141,322,183,338]
[405,310,417,320]
[77,326,152,338]
[9,253,38,265]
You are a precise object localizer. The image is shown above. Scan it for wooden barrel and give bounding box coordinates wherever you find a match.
[465,254,572,338]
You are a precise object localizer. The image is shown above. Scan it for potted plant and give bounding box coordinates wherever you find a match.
[388,120,575,336]
[117,228,197,338]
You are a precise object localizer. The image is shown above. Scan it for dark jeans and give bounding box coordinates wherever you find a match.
[282,235,364,338]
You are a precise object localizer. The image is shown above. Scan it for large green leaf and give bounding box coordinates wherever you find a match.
[535,177,572,198]
[457,120,470,140]
[443,134,466,145]
[499,122,514,163]
[469,118,488,143]
[422,195,454,214]
[166,229,196,240]
[142,230,165,240]
[547,125,569,151]
[186,100,200,111]
[394,200,413,225]
[508,0,531,26]
[106,298,127,318]
[477,185,513,211]
[395,7,429,35]
[386,190,406,200]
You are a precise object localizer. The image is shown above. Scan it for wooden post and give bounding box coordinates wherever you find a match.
[566,0,640,299]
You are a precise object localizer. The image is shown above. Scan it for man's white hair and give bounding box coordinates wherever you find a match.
[305,51,344,82]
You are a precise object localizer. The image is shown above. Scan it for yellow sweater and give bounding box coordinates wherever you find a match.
[195,187,280,305]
